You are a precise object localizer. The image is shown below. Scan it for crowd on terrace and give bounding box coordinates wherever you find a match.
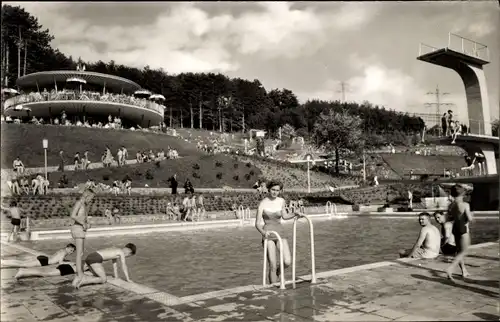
[3,89,165,114]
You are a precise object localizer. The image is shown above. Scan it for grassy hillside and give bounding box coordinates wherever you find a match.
[380,153,466,177]
[48,154,262,188]
[1,124,201,169]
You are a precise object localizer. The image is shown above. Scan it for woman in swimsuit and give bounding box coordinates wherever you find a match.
[255,180,301,284]
[446,184,473,282]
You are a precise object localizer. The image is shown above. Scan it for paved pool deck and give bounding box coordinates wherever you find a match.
[1,241,498,322]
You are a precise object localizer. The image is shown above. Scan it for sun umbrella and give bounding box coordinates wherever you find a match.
[2,88,19,94]
[66,77,87,84]
[134,89,152,98]
[149,94,165,101]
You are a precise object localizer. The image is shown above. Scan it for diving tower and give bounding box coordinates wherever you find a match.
[417,32,498,175]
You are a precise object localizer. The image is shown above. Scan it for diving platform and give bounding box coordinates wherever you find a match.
[417,33,492,136]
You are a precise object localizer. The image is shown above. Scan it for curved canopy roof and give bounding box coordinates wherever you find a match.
[16,71,142,94]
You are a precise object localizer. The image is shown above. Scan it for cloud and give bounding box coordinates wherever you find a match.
[467,21,496,38]
[6,2,380,73]
[296,54,428,112]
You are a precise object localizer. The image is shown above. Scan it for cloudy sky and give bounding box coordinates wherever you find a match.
[6,1,500,122]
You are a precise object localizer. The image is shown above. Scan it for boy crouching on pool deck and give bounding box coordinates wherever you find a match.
[1,244,76,268]
[75,243,136,289]
[399,212,440,259]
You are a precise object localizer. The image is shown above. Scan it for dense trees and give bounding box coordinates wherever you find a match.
[1,4,425,146]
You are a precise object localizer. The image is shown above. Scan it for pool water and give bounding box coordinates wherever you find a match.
[27,217,498,297]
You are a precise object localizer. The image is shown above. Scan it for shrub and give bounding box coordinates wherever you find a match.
[233,163,239,169]
[352,204,360,211]
[145,170,154,180]
[192,172,200,178]
[249,170,255,176]
[155,161,161,168]
[244,173,251,181]
[246,162,252,168]
[215,161,223,168]
[193,163,200,170]
[233,175,239,181]
[102,174,110,181]
[216,172,223,180]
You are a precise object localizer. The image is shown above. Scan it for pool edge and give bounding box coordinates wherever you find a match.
[3,240,497,306]
[2,211,498,241]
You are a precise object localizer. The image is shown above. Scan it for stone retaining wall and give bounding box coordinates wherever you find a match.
[0,192,354,220]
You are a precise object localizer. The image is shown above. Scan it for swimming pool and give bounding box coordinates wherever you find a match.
[27,217,498,297]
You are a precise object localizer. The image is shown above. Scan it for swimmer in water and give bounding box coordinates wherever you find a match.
[70,187,96,287]
[255,180,302,284]
[14,262,90,280]
[399,212,440,259]
[1,244,75,268]
[75,243,136,289]
[446,184,473,282]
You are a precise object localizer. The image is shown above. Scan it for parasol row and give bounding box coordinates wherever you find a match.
[66,77,87,84]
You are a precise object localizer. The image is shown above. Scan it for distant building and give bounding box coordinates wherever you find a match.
[248,129,266,139]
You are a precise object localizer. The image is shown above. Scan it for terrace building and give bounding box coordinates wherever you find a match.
[2,69,165,128]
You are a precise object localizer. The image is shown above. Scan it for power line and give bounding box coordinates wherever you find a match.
[424,84,454,116]
[336,81,351,102]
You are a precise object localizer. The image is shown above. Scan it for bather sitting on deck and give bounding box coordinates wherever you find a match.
[433,211,457,256]
[399,212,440,259]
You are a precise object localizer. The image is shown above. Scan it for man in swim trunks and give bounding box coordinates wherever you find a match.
[70,187,96,287]
[399,212,440,259]
[433,211,457,256]
[75,243,136,289]
[1,201,23,242]
[1,244,76,268]
[14,262,91,280]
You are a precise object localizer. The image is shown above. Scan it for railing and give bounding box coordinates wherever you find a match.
[418,33,490,62]
[467,120,495,137]
[448,33,489,62]
[4,92,165,115]
[238,205,251,225]
[292,214,316,289]
[262,231,286,290]
[419,43,440,56]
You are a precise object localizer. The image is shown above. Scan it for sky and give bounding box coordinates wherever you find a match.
[6,1,500,123]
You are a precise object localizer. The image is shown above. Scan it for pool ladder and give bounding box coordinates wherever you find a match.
[326,202,347,219]
[238,205,251,226]
[262,212,316,290]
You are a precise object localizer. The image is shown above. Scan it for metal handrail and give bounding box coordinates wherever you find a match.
[262,231,286,290]
[449,32,488,49]
[292,214,316,289]
[238,206,251,225]
[325,201,338,218]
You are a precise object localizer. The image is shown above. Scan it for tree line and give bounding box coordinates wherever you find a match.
[2,4,427,146]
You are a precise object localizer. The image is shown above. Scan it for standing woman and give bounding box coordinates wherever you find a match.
[446,184,473,282]
[255,180,300,284]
